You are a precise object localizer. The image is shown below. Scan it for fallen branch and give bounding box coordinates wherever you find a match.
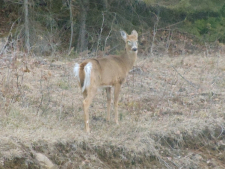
[172,66,199,89]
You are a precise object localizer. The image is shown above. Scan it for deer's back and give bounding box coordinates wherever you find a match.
[84,55,129,86]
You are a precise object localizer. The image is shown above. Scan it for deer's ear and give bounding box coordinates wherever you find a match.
[120,30,127,41]
[131,30,138,38]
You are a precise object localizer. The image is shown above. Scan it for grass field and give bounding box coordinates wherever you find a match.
[0,53,225,168]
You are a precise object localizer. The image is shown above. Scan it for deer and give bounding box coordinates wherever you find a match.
[74,30,138,133]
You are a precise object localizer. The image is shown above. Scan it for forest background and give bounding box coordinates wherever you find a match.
[1,0,225,56]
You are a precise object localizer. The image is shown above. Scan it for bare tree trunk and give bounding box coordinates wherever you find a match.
[68,0,73,54]
[77,0,89,52]
[150,14,159,57]
[24,0,30,53]
[96,12,104,56]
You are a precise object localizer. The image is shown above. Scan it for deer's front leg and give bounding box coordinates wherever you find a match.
[114,84,121,125]
[106,87,111,121]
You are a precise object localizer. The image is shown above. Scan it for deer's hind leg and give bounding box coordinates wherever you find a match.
[82,86,97,133]
[82,90,87,98]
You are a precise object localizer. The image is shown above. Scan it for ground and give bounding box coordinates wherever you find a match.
[0,53,225,168]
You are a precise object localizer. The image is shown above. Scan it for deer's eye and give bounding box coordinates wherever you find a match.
[127,41,132,45]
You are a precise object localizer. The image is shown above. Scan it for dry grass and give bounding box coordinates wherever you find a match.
[0,53,225,168]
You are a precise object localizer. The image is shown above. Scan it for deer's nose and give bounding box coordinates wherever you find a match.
[132,48,137,51]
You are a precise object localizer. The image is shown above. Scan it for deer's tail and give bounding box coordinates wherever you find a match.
[74,62,92,93]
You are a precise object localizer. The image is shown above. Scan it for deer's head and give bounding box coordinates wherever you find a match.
[120,30,138,53]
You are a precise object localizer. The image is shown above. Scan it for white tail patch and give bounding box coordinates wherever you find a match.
[82,62,92,92]
[74,63,80,82]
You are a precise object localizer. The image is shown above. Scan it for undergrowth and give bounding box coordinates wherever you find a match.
[0,53,225,168]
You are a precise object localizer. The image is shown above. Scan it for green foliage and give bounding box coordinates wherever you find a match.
[176,0,191,11]
[183,16,225,42]
[221,4,225,17]
[189,0,225,13]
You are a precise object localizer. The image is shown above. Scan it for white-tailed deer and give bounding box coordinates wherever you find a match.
[74,30,138,133]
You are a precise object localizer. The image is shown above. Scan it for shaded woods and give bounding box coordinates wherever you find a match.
[1,0,225,56]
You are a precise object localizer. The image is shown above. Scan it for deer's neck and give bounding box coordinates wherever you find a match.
[123,50,137,70]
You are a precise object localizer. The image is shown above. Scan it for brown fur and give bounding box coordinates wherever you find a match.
[76,30,138,133]
[79,62,88,88]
